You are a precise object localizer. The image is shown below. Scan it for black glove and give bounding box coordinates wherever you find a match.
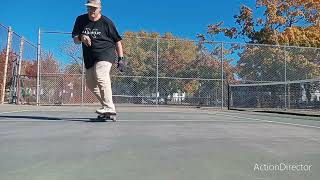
[117,57,125,72]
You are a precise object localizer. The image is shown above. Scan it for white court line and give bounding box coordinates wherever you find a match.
[214,112,320,129]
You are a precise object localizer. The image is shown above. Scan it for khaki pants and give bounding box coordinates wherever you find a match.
[86,61,115,111]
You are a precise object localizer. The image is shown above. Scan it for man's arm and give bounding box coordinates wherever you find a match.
[72,16,91,46]
[72,16,82,44]
[115,41,125,72]
[115,41,123,57]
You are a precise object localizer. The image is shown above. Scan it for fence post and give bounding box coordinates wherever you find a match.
[36,28,41,106]
[81,57,85,106]
[156,38,159,105]
[1,26,12,104]
[284,48,290,110]
[16,37,24,105]
[221,42,224,109]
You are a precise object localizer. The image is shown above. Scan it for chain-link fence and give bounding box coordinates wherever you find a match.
[38,31,320,111]
[19,40,38,104]
[227,44,320,111]
[1,26,319,111]
[38,32,228,107]
[0,24,38,105]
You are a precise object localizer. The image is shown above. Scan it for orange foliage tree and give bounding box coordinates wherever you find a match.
[122,31,230,103]
[202,0,320,82]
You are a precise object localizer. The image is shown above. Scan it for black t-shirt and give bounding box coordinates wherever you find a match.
[72,14,122,69]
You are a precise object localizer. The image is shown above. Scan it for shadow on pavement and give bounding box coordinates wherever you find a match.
[0,115,110,122]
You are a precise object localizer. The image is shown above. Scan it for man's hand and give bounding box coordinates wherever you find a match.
[80,35,91,47]
[117,57,125,72]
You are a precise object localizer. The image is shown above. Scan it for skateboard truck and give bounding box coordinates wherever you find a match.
[96,112,117,122]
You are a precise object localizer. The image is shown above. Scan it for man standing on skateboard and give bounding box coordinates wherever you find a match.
[72,0,125,115]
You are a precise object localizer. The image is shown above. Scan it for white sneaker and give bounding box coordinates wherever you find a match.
[96,107,116,114]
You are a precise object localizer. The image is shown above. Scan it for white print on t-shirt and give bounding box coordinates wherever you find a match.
[82,28,101,38]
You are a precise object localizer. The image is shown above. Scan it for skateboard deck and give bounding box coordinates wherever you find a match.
[91,112,117,122]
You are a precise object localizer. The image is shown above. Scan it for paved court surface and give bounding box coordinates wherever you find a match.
[0,104,319,180]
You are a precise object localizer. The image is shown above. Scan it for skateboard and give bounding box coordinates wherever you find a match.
[93,112,117,122]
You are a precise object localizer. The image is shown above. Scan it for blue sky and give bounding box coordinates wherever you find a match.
[1,0,256,44]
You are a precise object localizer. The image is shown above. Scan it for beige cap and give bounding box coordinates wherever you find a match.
[85,0,101,8]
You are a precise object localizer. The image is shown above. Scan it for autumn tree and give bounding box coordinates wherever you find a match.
[203,0,320,108]
[204,0,320,83]
[120,30,234,105]
[38,51,63,104]
[120,31,199,99]
[21,61,37,77]
[157,32,199,98]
